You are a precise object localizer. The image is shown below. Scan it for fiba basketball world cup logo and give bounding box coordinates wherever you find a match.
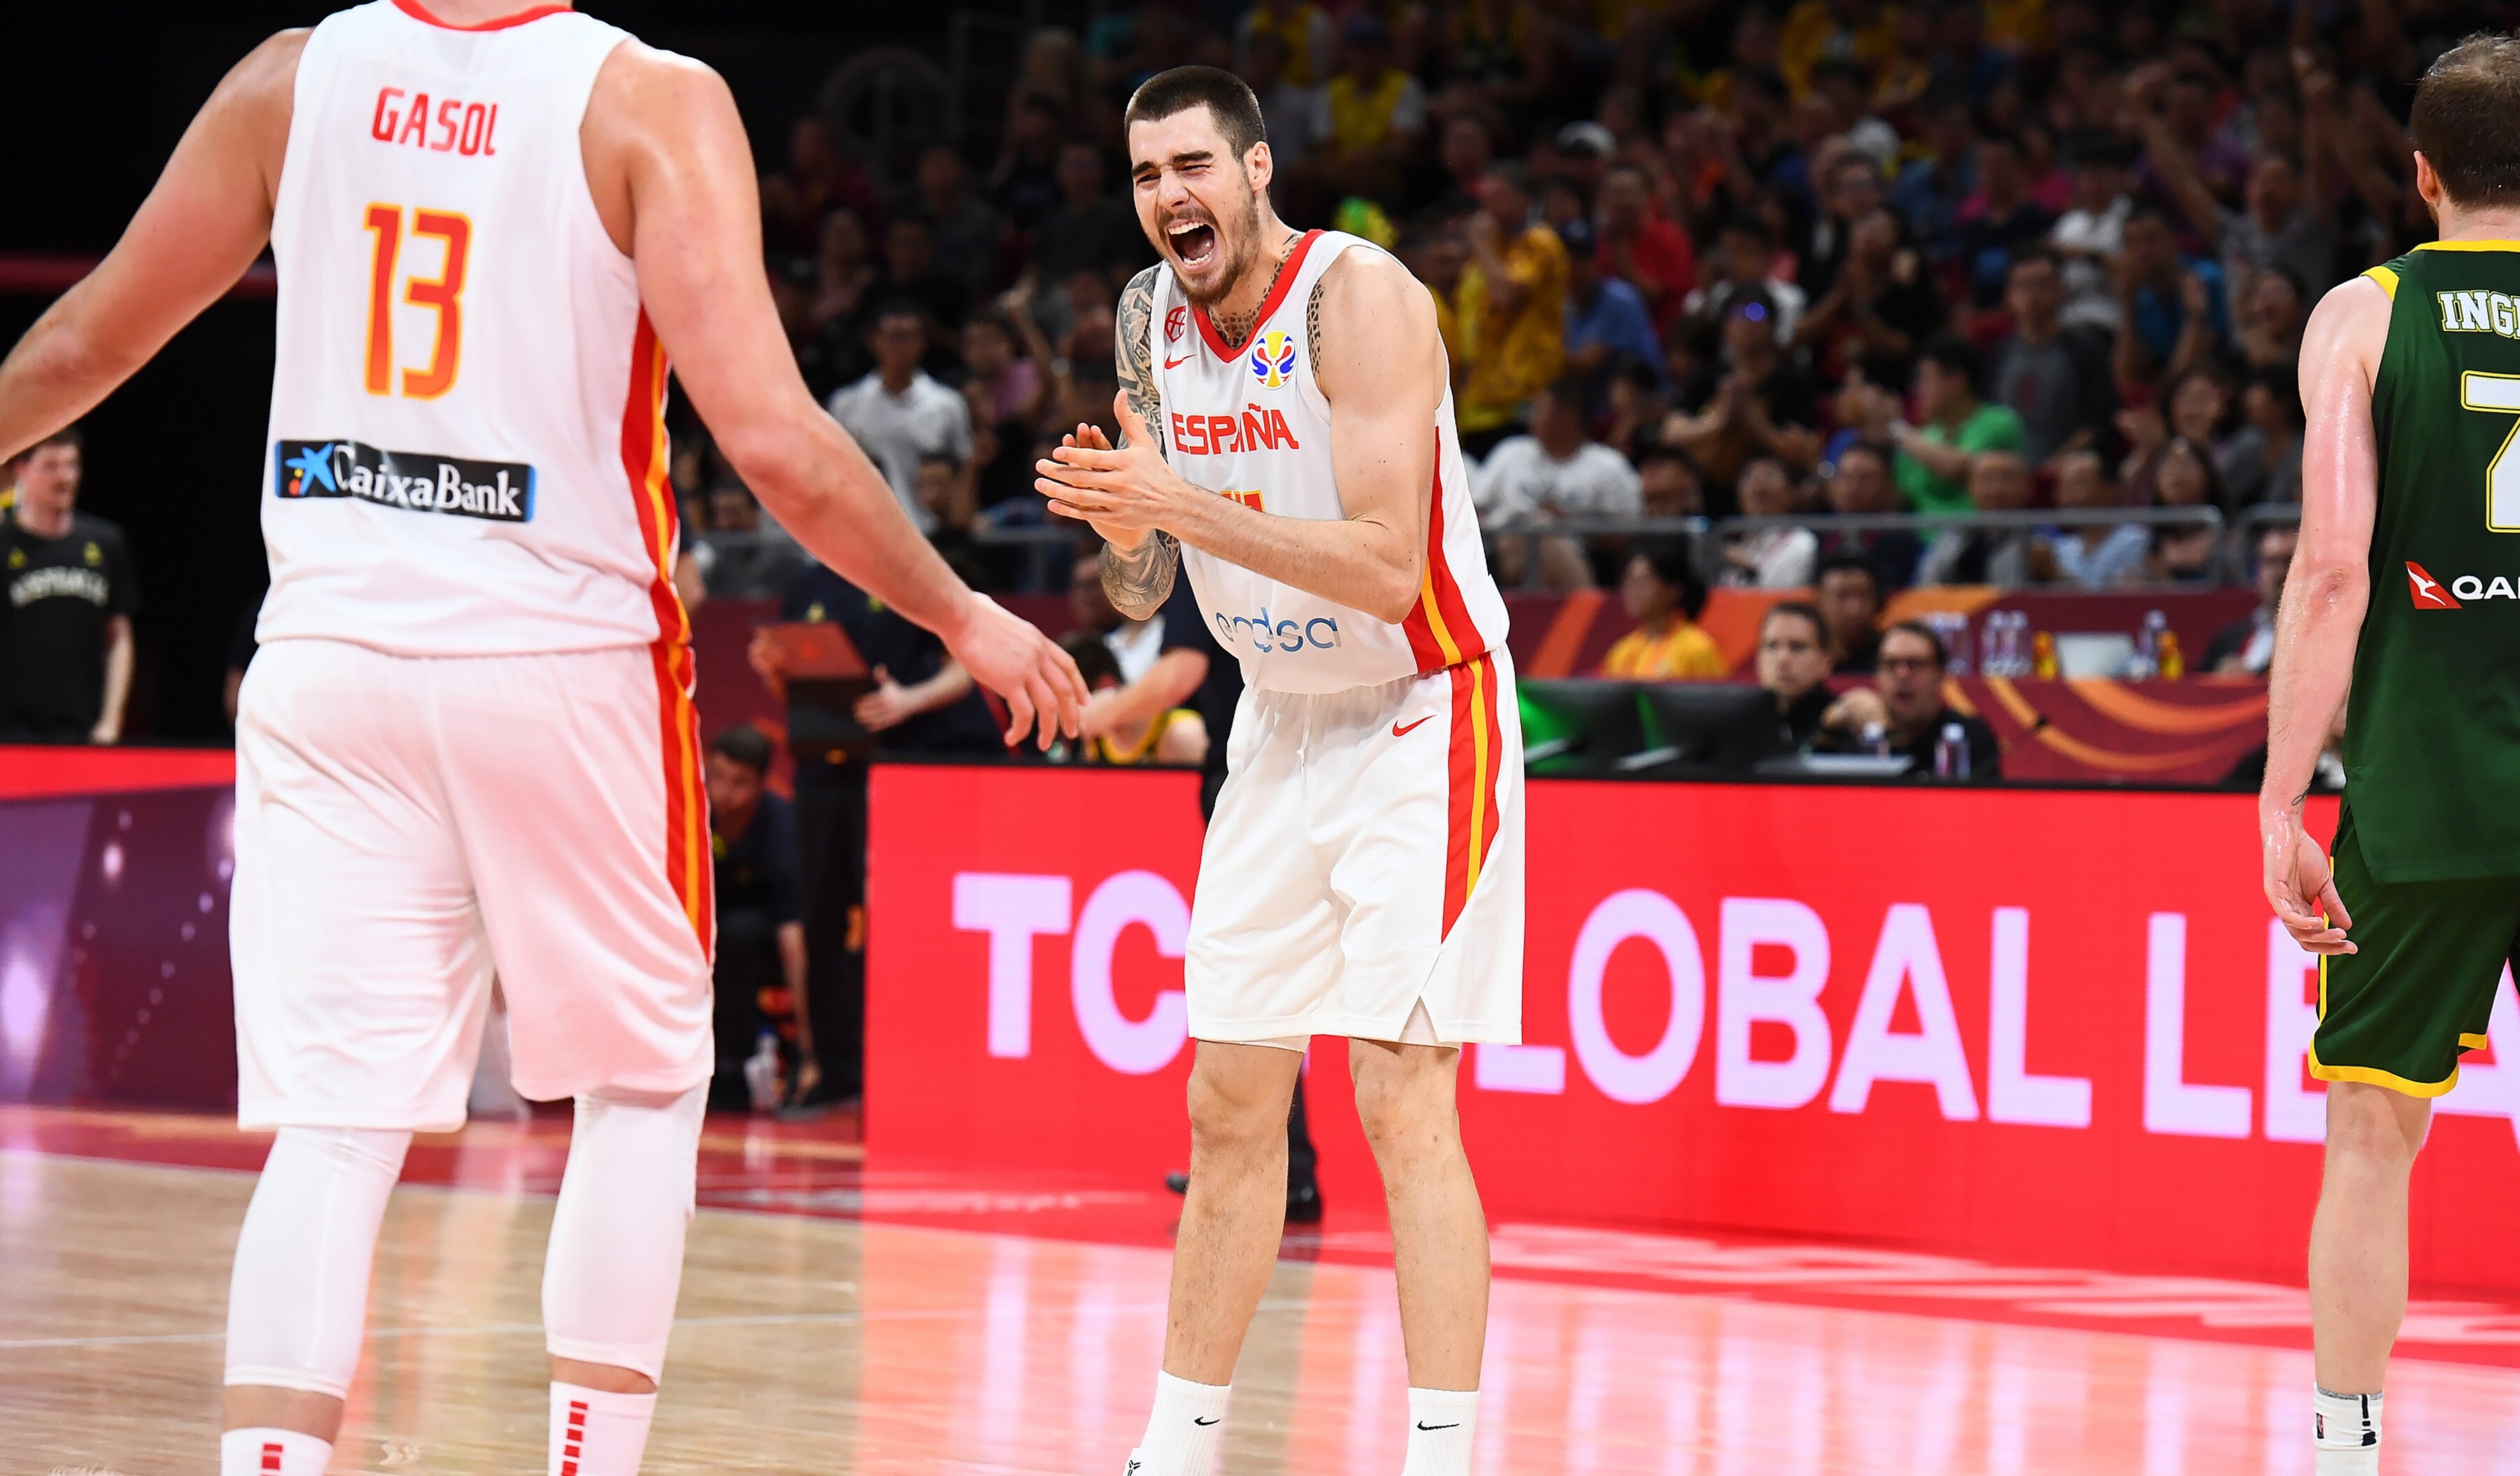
[1250,330,1298,389]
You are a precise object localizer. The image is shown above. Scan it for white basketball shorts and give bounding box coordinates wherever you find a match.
[1188,648,1524,1047]
[231,638,715,1132]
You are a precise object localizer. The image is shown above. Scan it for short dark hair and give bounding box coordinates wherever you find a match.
[1763,599,1826,643]
[18,424,80,457]
[1917,333,1981,389]
[1635,442,1701,478]
[1482,160,1534,195]
[1835,438,1892,472]
[1125,66,1268,160]
[870,297,926,329]
[1882,619,1948,668]
[1634,538,1711,620]
[1817,550,1882,595]
[708,723,775,775]
[2399,36,2520,202]
[2008,245,2062,278]
[1058,629,1122,688]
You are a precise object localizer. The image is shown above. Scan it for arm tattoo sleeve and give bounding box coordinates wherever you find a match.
[1307,275,1325,379]
[1101,530,1180,620]
[1114,265,1166,454]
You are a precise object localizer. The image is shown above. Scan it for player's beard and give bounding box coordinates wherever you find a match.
[1170,188,1267,307]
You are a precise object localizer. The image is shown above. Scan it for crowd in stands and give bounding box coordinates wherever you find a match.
[676,0,2448,642]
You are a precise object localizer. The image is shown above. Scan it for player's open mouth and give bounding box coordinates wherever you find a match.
[1167,219,1219,269]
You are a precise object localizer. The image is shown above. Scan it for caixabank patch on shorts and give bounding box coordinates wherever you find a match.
[272,439,534,522]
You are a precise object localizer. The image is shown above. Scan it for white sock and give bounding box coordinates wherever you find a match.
[1124,1370,1230,1475]
[220,1428,331,1476]
[1401,1386,1480,1476]
[2314,1385,2381,1476]
[550,1383,658,1476]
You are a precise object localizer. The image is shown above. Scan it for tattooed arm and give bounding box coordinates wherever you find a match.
[1098,265,1181,620]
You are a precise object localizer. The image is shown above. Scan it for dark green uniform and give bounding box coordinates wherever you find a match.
[2322,242,2520,1096]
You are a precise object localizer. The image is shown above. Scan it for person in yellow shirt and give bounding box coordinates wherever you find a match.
[1316,14,1427,203]
[1454,165,1569,452]
[1600,541,1731,681]
[1778,0,1900,98]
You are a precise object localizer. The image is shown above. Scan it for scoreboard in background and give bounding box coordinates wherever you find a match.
[866,763,2520,1294]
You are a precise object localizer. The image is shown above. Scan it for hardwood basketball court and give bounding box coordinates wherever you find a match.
[7,1107,2520,1475]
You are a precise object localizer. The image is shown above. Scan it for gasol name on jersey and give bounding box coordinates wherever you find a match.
[272,440,536,522]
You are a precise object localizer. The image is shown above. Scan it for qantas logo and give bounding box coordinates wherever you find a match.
[2408,562,2520,606]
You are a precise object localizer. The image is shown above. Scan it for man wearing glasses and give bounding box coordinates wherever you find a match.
[1824,620,2003,779]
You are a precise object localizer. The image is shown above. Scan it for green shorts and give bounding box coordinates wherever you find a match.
[2316,807,2520,1097]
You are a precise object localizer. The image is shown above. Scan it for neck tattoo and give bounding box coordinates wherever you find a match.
[1211,230,1302,351]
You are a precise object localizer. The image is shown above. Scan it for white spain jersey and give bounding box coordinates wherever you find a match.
[1147,230,1509,693]
[258,0,682,659]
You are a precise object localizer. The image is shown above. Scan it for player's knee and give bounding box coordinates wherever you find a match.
[2324,1082,2430,1171]
[1184,1065,1289,1157]
[1350,1052,1457,1160]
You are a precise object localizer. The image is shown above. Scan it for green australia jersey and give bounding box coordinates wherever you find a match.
[2349,242,2520,880]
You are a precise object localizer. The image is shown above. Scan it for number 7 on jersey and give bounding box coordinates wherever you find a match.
[363,204,472,400]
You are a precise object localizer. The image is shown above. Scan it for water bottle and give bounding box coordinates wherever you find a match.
[1933,721,1970,779]
[1944,612,1974,676]
[745,1029,783,1113]
[1984,610,2017,676]
[2132,609,2167,678]
[1861,720,1889,757]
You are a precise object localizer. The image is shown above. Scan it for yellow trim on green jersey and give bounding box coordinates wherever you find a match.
[2308,1040,2463,1097]
[2365,264,2398,299]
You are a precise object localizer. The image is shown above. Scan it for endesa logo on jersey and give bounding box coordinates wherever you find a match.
[1170,405,1302,457]
[1211,605,1340,654]
[274,440,535,522]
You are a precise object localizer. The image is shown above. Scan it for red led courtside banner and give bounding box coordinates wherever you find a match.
[865,765,2520,1292]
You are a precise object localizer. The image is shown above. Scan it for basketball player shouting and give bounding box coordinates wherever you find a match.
[0,4,1082,1474]
[1036,68,1523,1476]
[2264,34,2520,1476]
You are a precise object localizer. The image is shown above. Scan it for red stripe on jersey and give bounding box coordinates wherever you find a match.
[261,1442,284,1475]
[1443,662,1478,933]
[1404,461,1488,674]
[618,311,711,951]
[1192,230,1324,362]
[1439,653,1502,938]
[391,0,573,29]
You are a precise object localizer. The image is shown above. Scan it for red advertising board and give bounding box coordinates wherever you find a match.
[864,765,2520,1293]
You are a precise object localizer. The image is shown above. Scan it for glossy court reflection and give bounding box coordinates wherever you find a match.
[6,1110,2520,1474]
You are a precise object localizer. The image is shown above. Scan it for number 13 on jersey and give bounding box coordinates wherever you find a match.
[363,204,471,400]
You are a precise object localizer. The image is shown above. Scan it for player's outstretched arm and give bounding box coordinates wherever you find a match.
[0,31,302,461]
[1040,249,1438,625]
[2260,272,2385,954]
[584,46,1084,745]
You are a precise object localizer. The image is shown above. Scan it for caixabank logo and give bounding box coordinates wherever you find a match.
[274,440,535,522]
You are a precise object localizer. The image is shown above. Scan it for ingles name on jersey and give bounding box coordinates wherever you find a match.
[1171,405,1302,457]
[2436,290,2520,340]
[1250,330,1298,388]
[274,440,536,522]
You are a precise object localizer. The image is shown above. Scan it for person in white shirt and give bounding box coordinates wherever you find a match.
[1721,454,1817,588]
[1473,377,1641,588]
[825,302,973,531]
[2052,144,2135,333]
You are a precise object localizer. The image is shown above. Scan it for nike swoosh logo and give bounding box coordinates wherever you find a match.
[1193,1416,1220,1426]
[1393,716,1433,738]
[1165,354,1193,368]
[1416,1421,1461,1430]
